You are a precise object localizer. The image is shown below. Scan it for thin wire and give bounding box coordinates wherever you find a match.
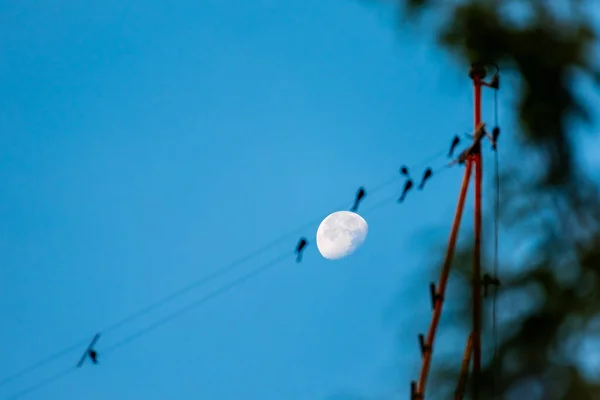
[371,149,447,192]
[0,341,87,387]
[96,148,448,336]
[414,149,448,171]
[5,367,76,400]
[102,167,464,356]
[361,164,456,216]
[102,252,290,354]
[3,254,288,400]
[2,148,461,400]
[491,84,500,397]
[101,240,293,334]
[0,145,452,392]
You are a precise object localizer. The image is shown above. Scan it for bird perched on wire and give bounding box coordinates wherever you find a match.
[418,168,433,190]
[76,333,101,368]
[448,135,460,158]
[350,187,366,212]
[88,349,98,365]
[491,126,500,150]
[398,179,413,203]
[295,238,308,263]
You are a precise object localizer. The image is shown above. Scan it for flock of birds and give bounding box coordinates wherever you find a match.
[45,128,487,374]
[291,132,471,264]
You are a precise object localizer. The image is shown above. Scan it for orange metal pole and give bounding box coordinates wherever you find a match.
[472,70,484,400]
[454,332,474,400]
[412,65,492,399]
[415,159,473,397]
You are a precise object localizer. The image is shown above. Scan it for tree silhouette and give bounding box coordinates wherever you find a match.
[391,1,600,398]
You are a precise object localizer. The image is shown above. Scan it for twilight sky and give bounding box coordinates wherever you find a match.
[1,1,599,400]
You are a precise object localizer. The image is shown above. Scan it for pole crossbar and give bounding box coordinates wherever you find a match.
[410,63,498,400]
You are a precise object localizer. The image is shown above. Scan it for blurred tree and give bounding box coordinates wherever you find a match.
[391,0,600,399]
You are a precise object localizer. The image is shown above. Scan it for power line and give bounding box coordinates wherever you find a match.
[0,341,87,387]
[2,143,458,400]
[5,367,76,400]
[2,180,441,400]
[491,73,501,398]
[411,63,502,400]
[102,164,460,354]
[490,147,500,395]
[4,253,288,400]
[102,252,290,354]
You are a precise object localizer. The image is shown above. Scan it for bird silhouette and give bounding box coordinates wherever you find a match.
[88,349,98,365]
[448,135,460,158]
[491,126,500,150]
[350,187,366,212]
[418,168,433,190]
[76,333,101,368]
[400,165,410,177]
[398,179,413,203]
[295,238,308,263]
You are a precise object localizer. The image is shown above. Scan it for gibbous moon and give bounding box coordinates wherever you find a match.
[316,211,368,260]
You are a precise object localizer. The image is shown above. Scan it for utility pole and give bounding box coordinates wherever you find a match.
[470,62,486,400]
[410,63,498,400]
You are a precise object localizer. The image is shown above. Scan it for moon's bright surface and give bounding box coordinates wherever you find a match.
[316,211,368,260]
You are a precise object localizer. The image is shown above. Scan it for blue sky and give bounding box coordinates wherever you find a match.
[2,1,596,400]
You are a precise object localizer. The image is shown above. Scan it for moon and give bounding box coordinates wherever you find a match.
[316,211,368,260]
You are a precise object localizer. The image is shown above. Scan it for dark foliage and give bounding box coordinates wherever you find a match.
[393,1,600,399]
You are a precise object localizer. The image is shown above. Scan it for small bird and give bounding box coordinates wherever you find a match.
[350,187,366,212]
[418,168,433,190]
[448,135,460,158]
[400,165,410,177]
[491,126,500,150]
[295,238,308,263]
[88,349,98,365]
[398,179,413,203]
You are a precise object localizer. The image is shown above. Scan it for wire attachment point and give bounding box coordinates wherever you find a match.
[489,73,500,90]
[457,122,486,163]
[469,63,487,80]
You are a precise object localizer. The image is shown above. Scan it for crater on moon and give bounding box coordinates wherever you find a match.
[316,211,368,260]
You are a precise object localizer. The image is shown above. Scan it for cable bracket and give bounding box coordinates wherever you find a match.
[429,283,443,310]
